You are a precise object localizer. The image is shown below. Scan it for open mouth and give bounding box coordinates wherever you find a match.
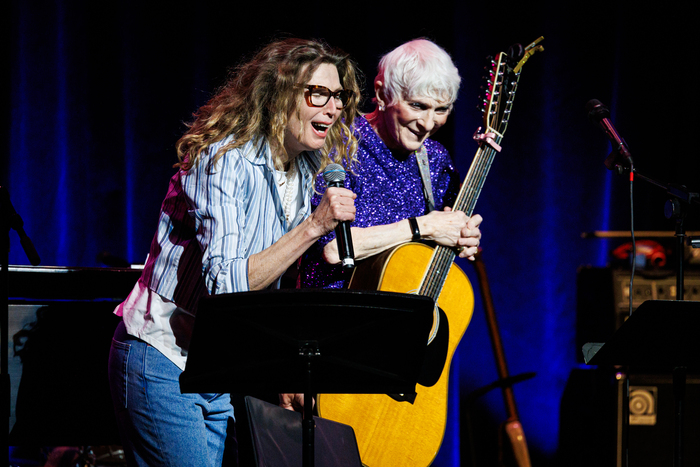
[312,122,330,133]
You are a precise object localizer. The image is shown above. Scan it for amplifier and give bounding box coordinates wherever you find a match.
[559,368,700,467]
[619,372,700,467]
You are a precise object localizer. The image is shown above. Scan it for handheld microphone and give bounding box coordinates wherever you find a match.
[323,164,355,269]
[586,99,633,170]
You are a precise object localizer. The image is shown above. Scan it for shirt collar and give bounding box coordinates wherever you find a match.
[240,136,322,175]
[239,137,272,168]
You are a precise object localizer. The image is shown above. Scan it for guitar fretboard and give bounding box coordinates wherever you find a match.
[418,138,502,301]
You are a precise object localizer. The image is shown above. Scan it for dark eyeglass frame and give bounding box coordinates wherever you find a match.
[302,85,353,109]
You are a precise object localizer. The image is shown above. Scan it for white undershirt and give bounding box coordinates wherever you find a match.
[275,162,302,224]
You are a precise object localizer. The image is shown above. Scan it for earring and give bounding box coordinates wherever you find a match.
[378,104,385,111]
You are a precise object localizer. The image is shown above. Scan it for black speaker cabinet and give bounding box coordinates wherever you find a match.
[621,372,700,467]
[8,302,123,446]
[559,368,700,467]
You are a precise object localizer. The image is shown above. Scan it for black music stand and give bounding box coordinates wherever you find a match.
[583,300,700,467]
[180,289,435,467]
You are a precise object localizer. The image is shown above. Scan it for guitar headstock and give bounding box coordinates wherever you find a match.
[480,37,544,139]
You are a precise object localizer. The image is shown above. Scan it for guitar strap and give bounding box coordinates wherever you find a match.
[414,145,435,213]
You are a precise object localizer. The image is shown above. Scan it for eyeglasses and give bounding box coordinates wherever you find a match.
[303,85,353,109]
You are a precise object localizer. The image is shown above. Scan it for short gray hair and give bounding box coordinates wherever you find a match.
[376,39,461,107]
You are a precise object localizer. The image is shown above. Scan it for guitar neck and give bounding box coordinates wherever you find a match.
[417,139,501,301]
[453,136,502,217]
[417,37,543,302]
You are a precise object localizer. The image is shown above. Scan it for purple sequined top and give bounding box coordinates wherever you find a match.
[299,115,460,289]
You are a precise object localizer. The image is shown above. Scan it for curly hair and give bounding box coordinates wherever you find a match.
[175,38,361,172]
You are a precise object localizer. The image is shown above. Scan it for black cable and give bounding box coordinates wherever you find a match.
[629,166,635,319]
[623,164,635,467]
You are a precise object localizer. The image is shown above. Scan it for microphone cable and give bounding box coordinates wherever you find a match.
[628,165,636,319]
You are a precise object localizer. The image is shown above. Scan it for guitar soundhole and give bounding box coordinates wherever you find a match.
[417,306,449,387]
[388,392,417,404]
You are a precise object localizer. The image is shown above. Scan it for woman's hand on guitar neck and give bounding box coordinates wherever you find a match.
[417,208,482,260]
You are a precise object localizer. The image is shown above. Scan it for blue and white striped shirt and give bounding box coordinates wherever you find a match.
[116,135,320,368]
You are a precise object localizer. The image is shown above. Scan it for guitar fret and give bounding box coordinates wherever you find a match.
[454,145,498,217]
[420,142,500,300]
[418,249,455,300]
[419,247,455,300]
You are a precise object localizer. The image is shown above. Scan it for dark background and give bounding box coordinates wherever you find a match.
[6,1,700,465]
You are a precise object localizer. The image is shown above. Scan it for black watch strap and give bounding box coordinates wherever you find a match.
[408,217,421,241]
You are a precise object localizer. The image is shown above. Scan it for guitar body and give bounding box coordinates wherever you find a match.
[317,242,474,467]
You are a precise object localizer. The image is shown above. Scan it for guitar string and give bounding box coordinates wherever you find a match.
[422,146,493,298]
[420,143,499,300]
[425,122,506,299]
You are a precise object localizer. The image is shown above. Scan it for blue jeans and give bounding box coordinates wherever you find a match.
[108,323,237,466]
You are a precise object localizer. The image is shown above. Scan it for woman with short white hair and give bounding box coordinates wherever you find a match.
[301,38,482,289]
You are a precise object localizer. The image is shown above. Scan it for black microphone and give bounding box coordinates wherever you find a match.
[586,99,633,170]
[323,164,355,270]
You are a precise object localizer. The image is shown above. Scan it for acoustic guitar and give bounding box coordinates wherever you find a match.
[317,37,544,467]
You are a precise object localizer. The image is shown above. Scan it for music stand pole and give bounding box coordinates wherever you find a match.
[301,344,316,467]
[667,198,688,467]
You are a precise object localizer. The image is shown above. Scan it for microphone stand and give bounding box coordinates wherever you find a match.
[1,186,41,458]
[606,150,699,298]
[608,156,699,467]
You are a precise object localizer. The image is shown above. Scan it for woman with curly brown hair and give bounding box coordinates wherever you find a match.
[108,38,360,467]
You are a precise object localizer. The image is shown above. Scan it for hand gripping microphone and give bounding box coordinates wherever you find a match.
[323,164,355,269]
